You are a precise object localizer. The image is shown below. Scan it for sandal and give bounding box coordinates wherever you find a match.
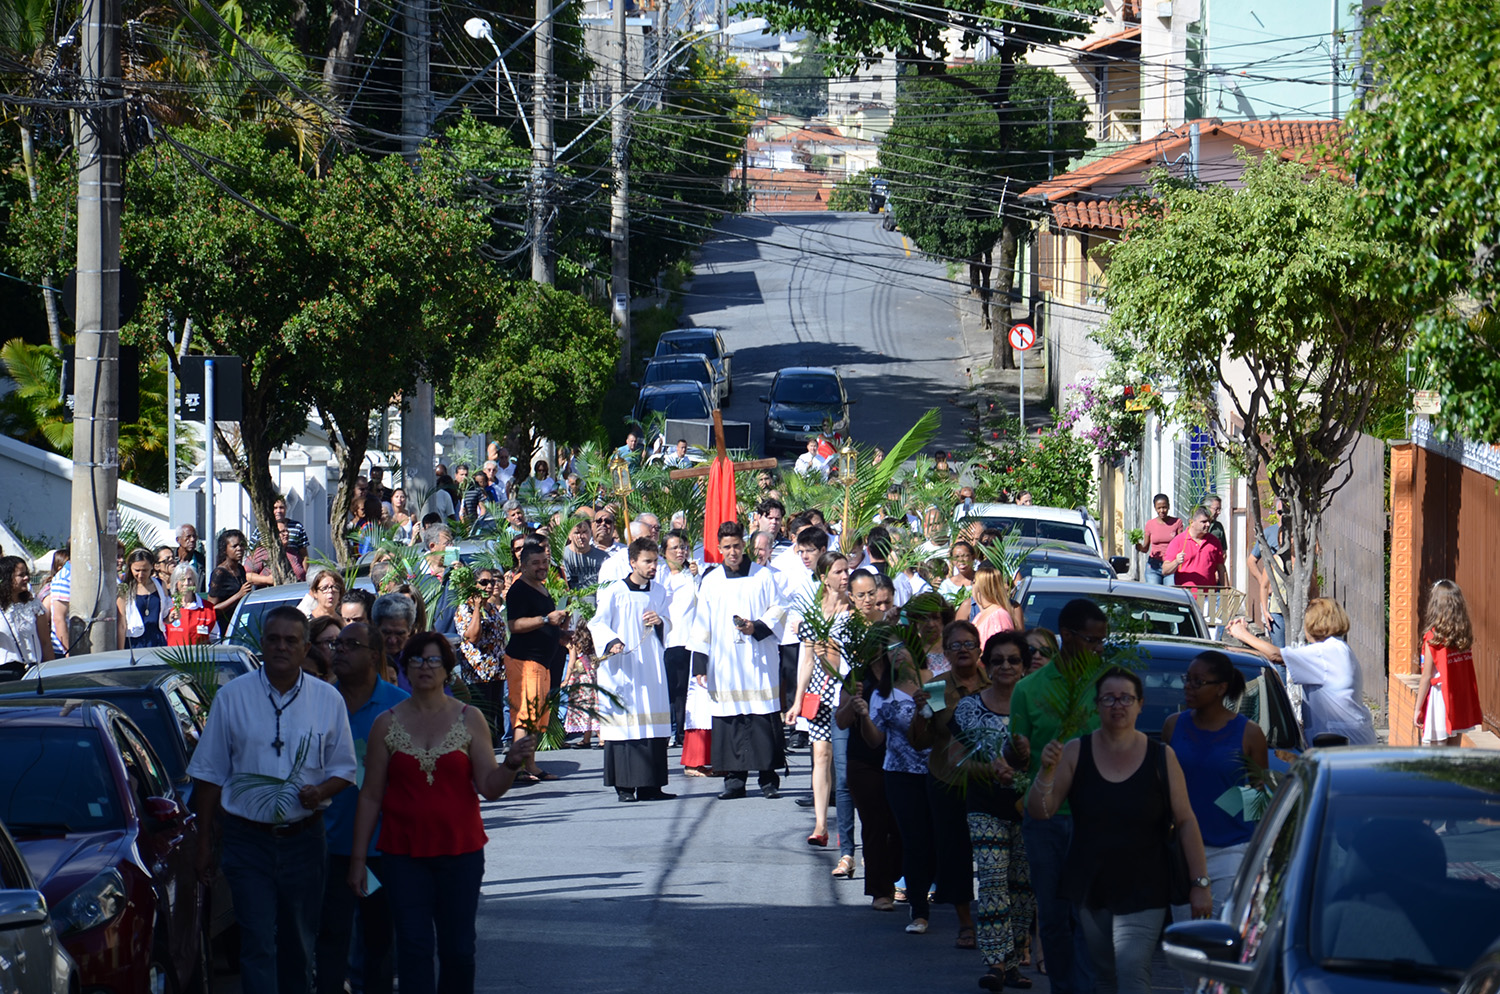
[955,926,977,949]
[807,832,828,847]
[531,770,559,781]
[978,969,1006,992]
[832,855,855,878]
[1004,967,1033,989]
[512,771,539,784]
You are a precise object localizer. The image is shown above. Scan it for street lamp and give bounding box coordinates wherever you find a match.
[610,456,634,524]
[463,17,503,118]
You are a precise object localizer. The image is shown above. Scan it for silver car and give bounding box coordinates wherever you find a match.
[0,819,76,994]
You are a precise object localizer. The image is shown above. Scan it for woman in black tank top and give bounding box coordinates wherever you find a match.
[1025,668,1212,994]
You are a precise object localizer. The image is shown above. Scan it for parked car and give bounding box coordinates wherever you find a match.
[226,575,377,649]
[1164,747,1500,994]
[760,366,853,455]
[632,380,715,424]
[961,502,1104,554]
[655,328,733,401]
[1013,575,1209,639]
[24,642,261,691]
[1118,636,1305,756]
[0,817,77,994]
[1014,546,1122,581]
[0,667,236,941]
[641,353,718,407]
[0,700,208,994]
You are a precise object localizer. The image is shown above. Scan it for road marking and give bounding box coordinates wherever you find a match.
[900,235,910,258]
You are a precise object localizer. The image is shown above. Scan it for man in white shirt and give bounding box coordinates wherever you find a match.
[793,439,828,480]
[491,447,516,494]
[190,606,358,994]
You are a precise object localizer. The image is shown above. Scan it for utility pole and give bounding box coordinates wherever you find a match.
[68,0,122,654]
[611,0,631,373]
[401,0,436,493]
[532,0,555,284]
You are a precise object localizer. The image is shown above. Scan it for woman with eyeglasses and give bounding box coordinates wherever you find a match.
[349,632,535,994]
[949,631,1037,990]
[1024,629,1058,674]
[1161,650,1267,932]
[1027,668,1211,994]
[153,546,178,586]
[906,592,956,679]
[939,540,979,619]
[456,569,506,730]
[908,620,986,950]
[307,615,343,681]
[308,568,348,624]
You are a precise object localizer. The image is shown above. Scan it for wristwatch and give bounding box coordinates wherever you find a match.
[1192,876,1212,889]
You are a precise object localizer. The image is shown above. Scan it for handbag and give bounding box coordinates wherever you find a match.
[799,693,822,721]
[1155,740,1193,904]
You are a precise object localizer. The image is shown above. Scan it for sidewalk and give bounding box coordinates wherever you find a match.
[954,286,1053,430]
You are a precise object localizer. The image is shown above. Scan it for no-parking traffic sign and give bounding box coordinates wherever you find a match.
[1008,322,1036,351]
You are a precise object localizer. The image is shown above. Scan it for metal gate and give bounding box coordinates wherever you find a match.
[1319,433,1388,708]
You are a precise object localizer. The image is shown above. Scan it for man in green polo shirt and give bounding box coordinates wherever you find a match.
[1010,598,1107,994]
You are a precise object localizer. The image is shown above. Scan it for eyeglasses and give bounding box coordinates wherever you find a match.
[408,655,446,669]
[1030,645,1055,658]
[596,518,616,526]
[476,579,495,587]
[988,655,1024,667]
[1183,678,1227,690]
[946,640,979,651]
[1097,694,1139,708]
[333,638,374,652]
[312,637,339,649]
[1066,628,1108,647]
[156,556,176,565]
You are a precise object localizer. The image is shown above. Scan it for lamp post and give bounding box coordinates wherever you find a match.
[463,17,502,117]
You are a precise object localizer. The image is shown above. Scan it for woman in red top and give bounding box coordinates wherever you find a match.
[349,632,534,994]
[1415,580,1483,745]
[163,563,220,646]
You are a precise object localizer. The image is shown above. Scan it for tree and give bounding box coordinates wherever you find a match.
[827,169,876,212]
[1099,154,1415,638]
[880,64,1088,362]
[1345,0,1500,441]
[762,46,827,119]
[440,281,619,465]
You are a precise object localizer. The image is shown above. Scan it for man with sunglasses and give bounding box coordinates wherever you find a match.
[318,623,407,994]
[1008,599,1108,994]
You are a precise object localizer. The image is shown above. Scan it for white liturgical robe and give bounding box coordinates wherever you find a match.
[688,560,784,718]
[590,576,674,742]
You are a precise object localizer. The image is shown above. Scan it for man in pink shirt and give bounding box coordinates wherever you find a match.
[1163,507,1226,588]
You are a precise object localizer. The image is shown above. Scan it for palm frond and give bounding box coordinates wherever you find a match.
[518,682,623,751]
[845,409,941,535]
[226,733,312,823]
[158,642,225,708]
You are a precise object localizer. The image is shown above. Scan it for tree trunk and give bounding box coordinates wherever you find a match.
[231,385,283,589]
[18,126,63,349]
[993,223,1020,369]
[325,408,372,568]
[323,0,370,107]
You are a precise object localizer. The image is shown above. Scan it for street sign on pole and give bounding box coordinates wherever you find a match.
[178,356,243,422]
[1009,323,1037,428]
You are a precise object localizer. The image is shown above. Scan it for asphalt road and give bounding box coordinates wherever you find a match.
[680,211,976,457]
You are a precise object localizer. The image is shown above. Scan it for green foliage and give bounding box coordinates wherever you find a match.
[761,46,828,118]
[158,643,227,710]
[228,732,312,824]
[827,169,877,212]
[879,64,1090,265]
[440,281,619,461]
[1100,154,1414,633]
[970,410,1095,510]
[1345,0,1500,440]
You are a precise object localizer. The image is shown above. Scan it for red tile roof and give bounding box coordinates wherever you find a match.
[1080,26,1140,52]
[745,168,834,212]
[1024,118,1342,201]
[1051,199,1137,231]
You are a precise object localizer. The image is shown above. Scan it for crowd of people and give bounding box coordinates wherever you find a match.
[1,440,1487,994]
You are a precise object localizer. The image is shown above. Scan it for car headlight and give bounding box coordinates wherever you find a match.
[53,868,126,935]
[767,418,785,431]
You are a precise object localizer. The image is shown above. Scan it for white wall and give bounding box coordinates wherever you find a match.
[0,432,172,550]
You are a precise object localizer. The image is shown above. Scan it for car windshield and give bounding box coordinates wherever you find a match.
[1311,796,1500,974]
[1131,657,1300,750]
[975,515,1097,550]
[640,391,709,419]
[1017,556,1114,580]
[105,695,188,782]
[1020,591,1205,639]
[774,376,842,406]
[0,726,124,833]
[661,335,718,359]
[645,361,708,384]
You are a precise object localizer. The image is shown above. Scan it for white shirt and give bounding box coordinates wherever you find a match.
[774,557,815,646]
[0,599,44,667]
[597,547,631,587]
[661,568,698,650]
[1280,637,1377,746]
[492,463,516,493]
[188,669,358,824]
[793,452,828,479]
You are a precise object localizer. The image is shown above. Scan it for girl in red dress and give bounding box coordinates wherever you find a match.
[1416,580,1483,745]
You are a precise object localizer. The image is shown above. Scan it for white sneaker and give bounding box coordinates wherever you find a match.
[905,919,929,934]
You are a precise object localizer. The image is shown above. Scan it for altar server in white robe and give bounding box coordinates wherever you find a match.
[689,521,787,800]
[592,537,675,802]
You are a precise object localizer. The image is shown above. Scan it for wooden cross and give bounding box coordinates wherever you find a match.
[667,409,778,480]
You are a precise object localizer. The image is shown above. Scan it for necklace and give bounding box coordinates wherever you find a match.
[263,670,305,756]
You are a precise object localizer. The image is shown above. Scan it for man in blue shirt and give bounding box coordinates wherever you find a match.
[316,622,408,994]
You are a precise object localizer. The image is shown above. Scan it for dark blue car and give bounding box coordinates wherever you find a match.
[1164,747,1500,993]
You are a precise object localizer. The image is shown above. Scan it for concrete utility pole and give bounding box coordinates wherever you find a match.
[532,0,555,284]
[68,0,123,654]
[401,0,436,493]
[610,0,631,373]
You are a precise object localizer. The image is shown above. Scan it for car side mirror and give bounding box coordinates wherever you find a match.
[846,397,858,404]
[1109,556,1130,575]
[629,381,639,389]
[144,796,186,824]
[0,890,49,930]
[723,351,735,358]
[1311,732,1350,748]
[758,395,769,403]
[1161,921,1256,988]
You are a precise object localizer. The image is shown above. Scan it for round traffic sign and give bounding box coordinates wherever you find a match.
[1008,322,1036,352]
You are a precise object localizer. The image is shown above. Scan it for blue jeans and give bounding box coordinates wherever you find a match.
[830,721,855,858]
[1022,814,1096,994]
[1267,612,1286,648]
[383,850,484,994]
[221,815,328,994]
[316,853,393,994]
[1144,559,1164,585]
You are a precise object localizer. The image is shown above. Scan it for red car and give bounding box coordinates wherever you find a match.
[0,699,208,994]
